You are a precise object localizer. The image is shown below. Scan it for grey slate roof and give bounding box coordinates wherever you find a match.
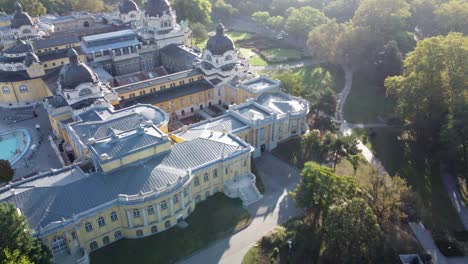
[33,35,80,50]
[71,104,168,143]
[176,114,248,141]
[256,92,309,116]
[0,137,249,232]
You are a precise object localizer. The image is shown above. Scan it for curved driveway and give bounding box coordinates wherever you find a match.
[178,153,302,264]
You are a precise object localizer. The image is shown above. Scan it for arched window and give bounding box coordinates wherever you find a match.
[114,230,122,240]
[89,241,98,251]
[102,236,110,245]
[165,220,171,228]
[205,190,210,199]
[151,225,158,234]
[160,21,165,28]
[85,222,93,232]
[110,211,118,222]
[79,88,92,96]
[206,54,212,62]
[98,216,106,227]
[19,85,28,93]
[213,169,218,178]
[136,230,143,237]
[194,176,200,186]
[2,86,10,94]
[83,21,90,28]
[225,55,232,61]
[203,173,209,182]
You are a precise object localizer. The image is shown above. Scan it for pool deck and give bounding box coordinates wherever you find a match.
[0,105,62,183]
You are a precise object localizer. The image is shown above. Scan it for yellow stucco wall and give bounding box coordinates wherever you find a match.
[0,78,51,105]
[41,151,252,254]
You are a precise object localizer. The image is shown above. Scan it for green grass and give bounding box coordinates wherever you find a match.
[239,48,268,66]
[343,74,396,123]
[227,31,253,42]
[242,245,260,264]
[90,193,252,264]
[363,128,464,231]
[260,48,303,63]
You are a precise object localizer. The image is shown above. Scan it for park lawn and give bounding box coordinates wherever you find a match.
[363,128,464,232]
[90,193,252,264]
[260,48,302,63]
[240,48,268,66]
[227,31,253,42]
[343,74,396,124]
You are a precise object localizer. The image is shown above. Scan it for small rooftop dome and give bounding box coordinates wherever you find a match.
[59,48,98,90]
[24,52,39,67]
[11,1,34,29]
[145,0,171,17]
[206,22,235,56]
[119,0,139,14]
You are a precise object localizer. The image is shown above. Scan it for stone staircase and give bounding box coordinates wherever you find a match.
[240,184,263,207]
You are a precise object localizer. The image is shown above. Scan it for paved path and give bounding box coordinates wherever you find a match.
[410,222,468,264]
[441,168,468,230]
[178,153,302,264]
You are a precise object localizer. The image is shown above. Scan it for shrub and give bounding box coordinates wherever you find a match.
[260,227,287,251]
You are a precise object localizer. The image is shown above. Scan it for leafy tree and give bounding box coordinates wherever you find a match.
[293,162,357,216]
[173,0,212,26]
[266,15,284,31]
[300,130,329,164]
[324,0,361,22]
[353,0,411,40]
[385,33,467,140]
[211,0,238,23]
[346,155,365,176]
[284,6,329,42]
[358,169,411,229]
[0,160,13,182]
[68,0,105,12]
[274,70,303,96]
[408,0,439,37]
[322,198,383,263]
[373,40,403,84]
[330,134,360,169]
[0,203,52,264]
[1,249,33,264]
[251,11,270,26]
[191,22,208,46]
[435,0,468,35]
[311,88,338,132]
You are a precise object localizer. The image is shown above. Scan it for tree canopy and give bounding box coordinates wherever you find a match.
[284,6,329,42]
[0,203,52,264]
[293,162,357,214]
[173,0,212,26]
[0,160,14,182]
[322,198,383,263]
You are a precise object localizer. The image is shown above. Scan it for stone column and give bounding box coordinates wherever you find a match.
[142,207,148,226]
[126,209,133,228]
[156,204,161,222]
[181,193,185,209]
[128,46,132,54]
[189,184,193,202]
[120,48,124,56]
[170,197,174,216]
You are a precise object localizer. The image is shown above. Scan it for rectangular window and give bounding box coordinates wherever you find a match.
[259,128,266,141]
[180,98,184,107]
[194,177,200,186]
[147,205,154,215]
[173,195,178,204]
[133,209,140,218]
[161,200,167,210]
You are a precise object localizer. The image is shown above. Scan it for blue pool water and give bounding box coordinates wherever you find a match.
[0,129,31,165]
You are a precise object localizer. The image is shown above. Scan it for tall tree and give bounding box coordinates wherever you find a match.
[0,160,14,182]
[251,11,270,26]
[385,33,468,140]
[173,0,212,26]
[353,0,411,40]
[373,40,403,84]
[322,198,383,263]
[211,0,238,23]
[191,22,208,47]
[358,169,412,229]
[293,162,357,217]
[1,249,33,264]
[330,134,360,169]
[0,203,52,264]
[284,6,329,43]
[324,0,361,22]
[435,0,468,35]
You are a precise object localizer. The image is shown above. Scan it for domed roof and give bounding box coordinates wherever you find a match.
[11,2,34,29]
[119,0,139,14]
[24,52,39,67]
[60,48,98,90]
[206,23,235,56]
[145,0,171,17]
[3,39,34,54]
